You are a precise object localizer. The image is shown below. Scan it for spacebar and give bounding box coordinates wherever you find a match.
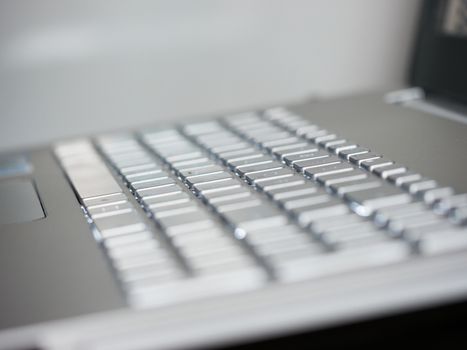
[54,139,123,199]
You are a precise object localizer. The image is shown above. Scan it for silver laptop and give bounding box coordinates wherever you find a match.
[1,1,466,349]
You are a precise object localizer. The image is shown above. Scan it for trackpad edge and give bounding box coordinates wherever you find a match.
[0,179,45,225]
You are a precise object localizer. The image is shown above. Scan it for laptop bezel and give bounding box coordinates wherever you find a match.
[410,0,467,104]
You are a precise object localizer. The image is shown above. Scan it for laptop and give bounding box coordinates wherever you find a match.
[1,0,466,348]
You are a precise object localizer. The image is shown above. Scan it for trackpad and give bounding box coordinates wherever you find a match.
[0,179,45,225]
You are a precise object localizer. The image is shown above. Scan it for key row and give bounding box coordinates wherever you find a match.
[226,108,467,253]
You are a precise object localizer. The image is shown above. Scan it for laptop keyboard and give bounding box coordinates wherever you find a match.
[54,107,467,308]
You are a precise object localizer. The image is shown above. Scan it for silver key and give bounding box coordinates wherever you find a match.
[282,193,330,211]
[317,169,368,186]
[293,156,340,173]
[103,231,154,248]
[373,164,407,179]
[293,199,350,227]
[348,152,382,165]
[267,183,318,201]
[146,192,190,209]
[422,187,455,206]
[83,193,127,207]
[137,184,182,199]
[327,142,358,154]
[338,147,370,160]
[344,184,412,217]
[405,179,438,195]
[94,211,147,238]
[284,150,329,166]
[88,201,133,217]
[360,158,394,171]
[386,171,422,186]
[434,194,467,215]
[237,162,283,177]
[178,165,224,180]
[185,172,232,187]
[131,177,174,190]
[193,178,240,194]
[330,178,383,196]
[228,155,273,169]
[261,137,301,149]
[275,146,319,160]
[222,204,288,235]
[245,168,294,184]
[305,162,354,180]
[157,210,216,236]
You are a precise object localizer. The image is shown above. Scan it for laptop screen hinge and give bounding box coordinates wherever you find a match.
[384,87,425,105]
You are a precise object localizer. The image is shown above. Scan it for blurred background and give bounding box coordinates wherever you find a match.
[0,0,421,151]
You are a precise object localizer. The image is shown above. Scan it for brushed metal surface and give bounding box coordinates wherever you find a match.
[0,149,126,330]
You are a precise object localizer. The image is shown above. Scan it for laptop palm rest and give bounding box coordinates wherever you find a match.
[0,178,45,225]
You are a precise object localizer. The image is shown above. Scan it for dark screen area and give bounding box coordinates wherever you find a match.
[411,0,467,104]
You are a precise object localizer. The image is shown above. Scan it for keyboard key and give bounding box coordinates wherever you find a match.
[275,146,319,160]
[284,150,329,166]
[422,187,455,206]
[330,178,383,196]
[348,152,382,165]
[83,192,127,207]
[94,211,147,238]
[338,147,370,160]
[317,169,368,186]
[403,179,438,195]
[293,156,340,173]
[237,161,283,177]
[185,172,233,187]
[131,177,174,190]
[386,171,422,186]
[293,198,349,227]
[88,202,133,218]
[373,164,407,179]
[282,193,330,211]
[157,210,216,236]
[245,168,294,184]
[327,142,358,154]
[344,184,412,217]
[178,165,224,180]
[228,155,273,169]
[360,158,394,172]
[221,204,288,235]
[267,183,318,201]
[137,184,182,199]
[255,176,305,192]
[305,162,354,180]
[277,240,408,283]
[434,194,467,215]
[193,178,240,194]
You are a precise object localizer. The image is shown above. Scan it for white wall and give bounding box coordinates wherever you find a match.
[0,0,421,151]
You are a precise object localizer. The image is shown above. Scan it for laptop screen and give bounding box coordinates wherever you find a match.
[411,0,467,104]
